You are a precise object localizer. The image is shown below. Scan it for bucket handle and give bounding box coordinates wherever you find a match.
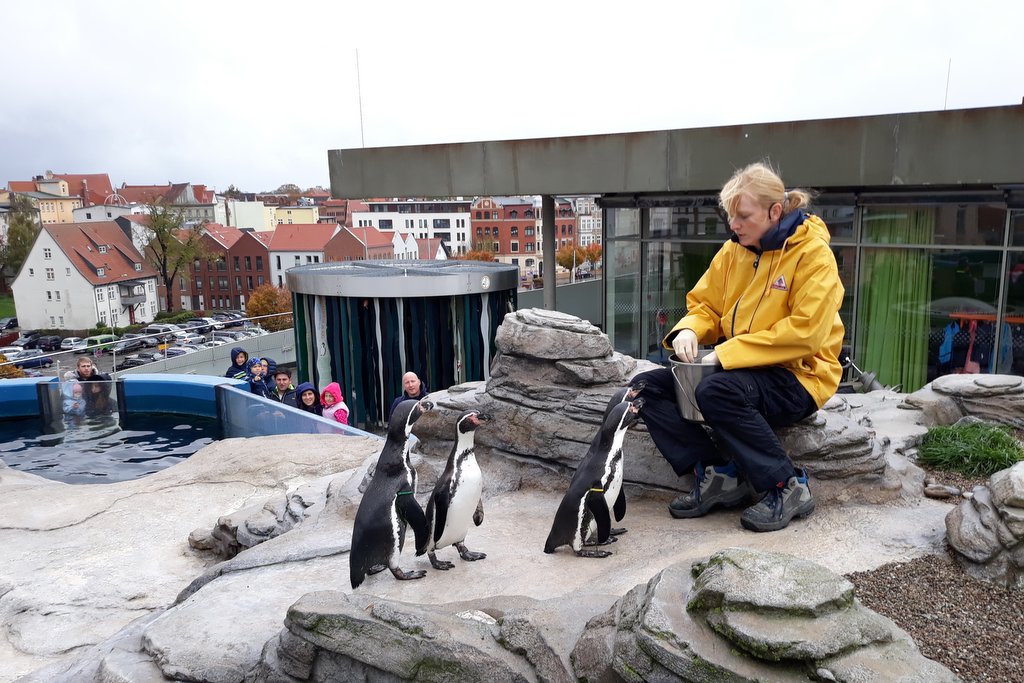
[671,363,703,419]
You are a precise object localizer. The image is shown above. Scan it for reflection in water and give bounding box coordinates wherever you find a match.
[1,412,221,485]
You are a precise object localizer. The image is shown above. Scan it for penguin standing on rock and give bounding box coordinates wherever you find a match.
[350,398,433,589]
[422,410,492,570]
[544,396,644,558]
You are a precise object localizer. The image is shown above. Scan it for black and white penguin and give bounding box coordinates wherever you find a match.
[350,398,433,589]
[544,398,644,558]
[421,410,491,570]
[594,381,645,538]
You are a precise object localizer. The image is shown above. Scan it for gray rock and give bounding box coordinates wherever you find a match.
[924,484,962,500]
[927,374,1024,428]
[819,639,962,682]
[495,309,613,360]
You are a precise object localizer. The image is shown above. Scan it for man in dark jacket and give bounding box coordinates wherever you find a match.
[388,371,429,419]
[270,368,297,406]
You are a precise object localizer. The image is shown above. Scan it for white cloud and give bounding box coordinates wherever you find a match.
[2,0,1022,192]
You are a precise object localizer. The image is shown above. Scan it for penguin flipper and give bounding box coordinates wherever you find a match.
[473,499,484,526]
[431,490,450,545]
[614,488,626,522]
[585,490,612,543]
[397,493,430,556]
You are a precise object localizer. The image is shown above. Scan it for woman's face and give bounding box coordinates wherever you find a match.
[261,360,269,373]
[728,194,778,248]
[322,392,335,407]
[301,390,316,406]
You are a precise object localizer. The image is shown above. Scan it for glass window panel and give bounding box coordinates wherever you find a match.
[605,238,641,357]
[641,241,717,363]
[646,206,729,240]
[815,205,855,241]
[832,245,856,344]
[606,207,640,238]
[1001,251,1024,375]
[1011,211,1024,247]
[863,204,1004,246]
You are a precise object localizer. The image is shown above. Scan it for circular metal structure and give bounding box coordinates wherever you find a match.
[286,260,518,298]
[286,259,519,428]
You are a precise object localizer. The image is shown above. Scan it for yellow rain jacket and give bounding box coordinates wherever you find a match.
[665,211,845,408]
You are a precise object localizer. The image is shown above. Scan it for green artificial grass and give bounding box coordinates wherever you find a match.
[919,422,1024,477]
[0,294,14,318]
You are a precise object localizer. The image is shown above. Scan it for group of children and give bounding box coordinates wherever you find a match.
[224,347,349,425]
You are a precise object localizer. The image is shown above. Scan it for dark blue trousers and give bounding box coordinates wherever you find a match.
[632,366,817,493]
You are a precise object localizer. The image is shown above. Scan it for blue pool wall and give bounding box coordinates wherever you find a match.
[121,374,245,418]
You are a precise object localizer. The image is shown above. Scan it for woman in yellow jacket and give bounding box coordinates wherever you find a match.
[632,162,845,532]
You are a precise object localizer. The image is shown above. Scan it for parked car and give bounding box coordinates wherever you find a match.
[212,312,244,328]
[35,335,63,352]
[0,317,17,330]
[139,324,181,342]
[201,316,225,330]
[114,351,164,371]
[12,331,41,348]
[62,337,89,353]
[0,346,24,360]
[183,318,213,334]
[110,337,145,354]
[212,331,246,343]
[173,343,204,353]
[13,349,54,369]
[202,338,228,347]
[163,347,189,358]
[76,334,118,353]
[171,331,205,345]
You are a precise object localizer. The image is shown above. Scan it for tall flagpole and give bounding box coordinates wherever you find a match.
[356,49,366,147]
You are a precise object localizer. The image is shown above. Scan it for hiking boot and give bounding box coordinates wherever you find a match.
[740,468,815,532]
[669,461,752,519]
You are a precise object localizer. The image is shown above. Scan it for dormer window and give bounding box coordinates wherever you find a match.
[97,268,105,277]
[98,245,107,254]
[134,263,142,271]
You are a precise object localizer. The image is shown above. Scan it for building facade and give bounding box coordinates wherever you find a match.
[11,222,159,330]
[268,223,340,287]
[351,199,472,255]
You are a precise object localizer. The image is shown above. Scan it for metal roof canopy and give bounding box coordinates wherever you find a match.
[286,259,519,298]
[329,105,1024,199]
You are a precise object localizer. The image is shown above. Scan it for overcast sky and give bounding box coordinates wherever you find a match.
[2,0,1022,194]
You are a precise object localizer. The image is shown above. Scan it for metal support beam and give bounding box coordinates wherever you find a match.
[542,195,556,310]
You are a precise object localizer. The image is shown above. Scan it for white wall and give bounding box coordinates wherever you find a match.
[270,251,323,287]
[73,205,133,222]
[226,200,273,230]
[351,207,471,254]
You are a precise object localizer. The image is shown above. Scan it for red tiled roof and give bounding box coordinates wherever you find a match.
[118,184,171,205]
[348,225,396,248]
[253,231,274,246]
[45,221,158,287]
[8,181,36,192]
[53,173,115,206]
[203,223,243,249]
[268,223,340,251]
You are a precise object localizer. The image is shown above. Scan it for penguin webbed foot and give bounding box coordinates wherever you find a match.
[610,527,627,536]
[456,542,486,562]
[576,548,613,559]
[390,566,427,581]
[428,552,454,570]
[584,534,617,546]
[368,564,388,575]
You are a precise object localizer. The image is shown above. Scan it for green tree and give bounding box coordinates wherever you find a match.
[135,202,207,312]
[223,184,244,200]
[2,194,41,286]
[246,284,293,331]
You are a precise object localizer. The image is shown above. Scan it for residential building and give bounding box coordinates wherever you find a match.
[73,203,141,223]
[182,224,244,311]
[274,206,319,224]
[571,194,602,247]
[470,196,575,276]
[226,199,276,231]
[268,223,341,286]
[350,198,472,255]
[118,183,227,225]
[10,221,159,329]
[51,173,117,206]
[7,177,83,224]
[324,225,395,262]
[302,188,331,205]
[416,236,450,260]
[318,198,365,227]
[226,231,273,306]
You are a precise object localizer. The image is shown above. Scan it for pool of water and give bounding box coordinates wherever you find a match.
[0,412,222,484]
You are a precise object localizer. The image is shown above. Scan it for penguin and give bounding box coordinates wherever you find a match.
[350,398,433,589]
[594,381,646,539]
[544,397,644,558]
[421,409,492,570]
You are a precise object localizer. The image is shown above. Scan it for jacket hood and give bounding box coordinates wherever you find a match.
[295,381,318,399]
[322,382,343,404]
[230,347,248,366]
[731,209,830,253]
[262,356,277,374]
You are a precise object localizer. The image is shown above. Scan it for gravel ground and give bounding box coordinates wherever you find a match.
[847,545,1024,683]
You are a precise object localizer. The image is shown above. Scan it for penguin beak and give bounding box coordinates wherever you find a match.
[475,412,492,422]
[629,399,644,413]
[419,399,434,412]
[627,380,647,399]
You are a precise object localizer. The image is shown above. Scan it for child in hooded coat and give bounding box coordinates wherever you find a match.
[320,382,350,425]
[246,357,273,399]
[225,347,249,379]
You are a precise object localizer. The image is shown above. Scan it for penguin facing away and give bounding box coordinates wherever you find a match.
[421,410,492,570]
[350,398,433,589]
[544,398,644,558]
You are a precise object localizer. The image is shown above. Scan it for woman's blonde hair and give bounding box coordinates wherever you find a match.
[719,161,814,219]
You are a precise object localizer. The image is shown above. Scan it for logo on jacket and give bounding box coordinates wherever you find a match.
[770,276,788,291]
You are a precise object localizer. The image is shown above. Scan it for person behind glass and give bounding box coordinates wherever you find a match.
[62,380,86,419]
[246,357,273,399]
[631,161,845,533]
[294,381,323,416]
[270,368,296,405]
[68,355,111,384]
[321,382,350,425]
[224,347,249,379]
[388,371,429,419]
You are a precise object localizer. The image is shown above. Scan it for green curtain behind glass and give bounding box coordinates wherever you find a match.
[857,209,935,391]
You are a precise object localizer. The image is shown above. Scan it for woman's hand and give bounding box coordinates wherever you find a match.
[672,329,699,362]
[700,351,719,366]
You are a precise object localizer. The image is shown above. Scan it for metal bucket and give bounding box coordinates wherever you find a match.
[669,351,721,423]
